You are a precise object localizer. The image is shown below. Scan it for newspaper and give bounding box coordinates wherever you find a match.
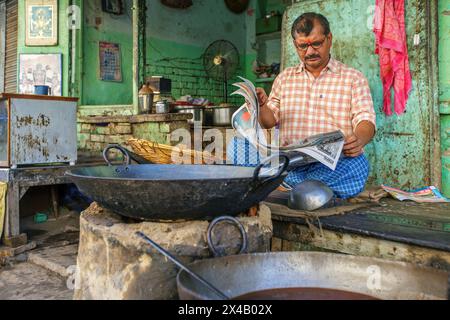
[231,76,345,170]
[381,185,450,203]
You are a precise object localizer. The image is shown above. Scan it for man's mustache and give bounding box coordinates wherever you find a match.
[306,55,321,60]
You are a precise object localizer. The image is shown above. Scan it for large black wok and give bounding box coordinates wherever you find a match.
[66,155,289,221]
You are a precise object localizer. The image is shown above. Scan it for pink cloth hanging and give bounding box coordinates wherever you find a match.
[373,0,412,116]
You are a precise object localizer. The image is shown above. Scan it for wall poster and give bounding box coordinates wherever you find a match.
[99,41,122,82]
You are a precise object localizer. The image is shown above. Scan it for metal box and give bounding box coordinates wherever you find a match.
[146,76,172,94]
[0,94,78,168]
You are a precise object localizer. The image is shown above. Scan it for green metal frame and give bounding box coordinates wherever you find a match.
[138,0,147,87]
[439,0,450,197]
[428,0,442,191]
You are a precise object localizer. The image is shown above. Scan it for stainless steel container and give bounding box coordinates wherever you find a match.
[138,85,154,114]
[174,105,204,125]
[155,100,169,114]
[211,106,239,127]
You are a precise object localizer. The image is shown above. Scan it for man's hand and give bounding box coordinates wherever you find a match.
[344,121,376,157]
[256,87,277,129]
[343,135,365,157]
[256,87,268,106]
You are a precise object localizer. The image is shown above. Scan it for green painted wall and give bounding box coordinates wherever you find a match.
[145,37,245,106]
[82,27,133,105]
[283,0,439,190]
[254,0,286,92]
[17,0,71,97]
[81,0,253,106]
[439,0,450,197]
[257,0,287,16]
[81,0,133,105]
[245,0,258,84]
[145,0,251,105]
[266,0,287,16]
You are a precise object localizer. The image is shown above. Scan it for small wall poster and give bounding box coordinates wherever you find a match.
[25,0,58,46]
[18,53,62,96]
[99,41,122,82]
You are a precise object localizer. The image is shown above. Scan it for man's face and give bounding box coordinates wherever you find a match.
[293,22,332,71]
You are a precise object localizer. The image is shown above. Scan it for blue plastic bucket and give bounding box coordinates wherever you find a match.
[34,85,50,95]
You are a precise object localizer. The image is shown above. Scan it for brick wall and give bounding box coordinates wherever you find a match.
[77,116,191,157]
[147,60,245,106]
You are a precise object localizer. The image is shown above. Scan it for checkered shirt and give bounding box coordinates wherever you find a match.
[267,58,376,146]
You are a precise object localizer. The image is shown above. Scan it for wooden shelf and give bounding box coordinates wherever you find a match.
[78,113,192,124]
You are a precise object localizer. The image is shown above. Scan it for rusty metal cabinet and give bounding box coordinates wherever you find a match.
[0,94,79,247]
[0,94,78,168]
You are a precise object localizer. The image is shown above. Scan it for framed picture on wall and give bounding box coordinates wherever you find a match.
[18,53,62,96]
[101,0,123,15]
[99,41,122,82]
[25,0,58,46]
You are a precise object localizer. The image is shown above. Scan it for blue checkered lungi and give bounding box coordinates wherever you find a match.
[227,137,370,199]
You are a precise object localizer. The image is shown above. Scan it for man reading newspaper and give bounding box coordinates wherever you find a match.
[228,13,376,199]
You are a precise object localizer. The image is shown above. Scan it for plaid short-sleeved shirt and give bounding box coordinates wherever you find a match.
[267,58,376,146]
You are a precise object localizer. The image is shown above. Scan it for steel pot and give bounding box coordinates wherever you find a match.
[211,106,239,126]
[155,100,169,114]
[138,85,154,114]
[174,105,204,125]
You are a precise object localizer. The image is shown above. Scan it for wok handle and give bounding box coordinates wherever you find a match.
[207,216,248,257]
[253,154,290,184]
[103,144,131,166]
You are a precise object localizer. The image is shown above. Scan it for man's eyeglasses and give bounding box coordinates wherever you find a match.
[294,38,327,52]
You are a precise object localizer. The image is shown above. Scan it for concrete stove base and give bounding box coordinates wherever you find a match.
[74,203,272,300]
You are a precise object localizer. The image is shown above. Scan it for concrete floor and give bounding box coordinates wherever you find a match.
[0,262,73,300]
[0,207,80,300]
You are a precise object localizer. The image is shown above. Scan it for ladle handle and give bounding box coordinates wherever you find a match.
[253,154,289,184]
[136,231,230,300]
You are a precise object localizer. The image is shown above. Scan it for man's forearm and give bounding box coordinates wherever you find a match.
[258,104,277,129]
[355,121,376,146]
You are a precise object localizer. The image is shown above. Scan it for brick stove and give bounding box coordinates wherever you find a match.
[73,202,273,300]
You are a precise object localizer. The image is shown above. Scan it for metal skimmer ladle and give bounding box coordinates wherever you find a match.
[136,231,230,300]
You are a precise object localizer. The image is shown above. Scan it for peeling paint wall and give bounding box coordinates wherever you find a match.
[283,0,439,190]
[439,0,450,196]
